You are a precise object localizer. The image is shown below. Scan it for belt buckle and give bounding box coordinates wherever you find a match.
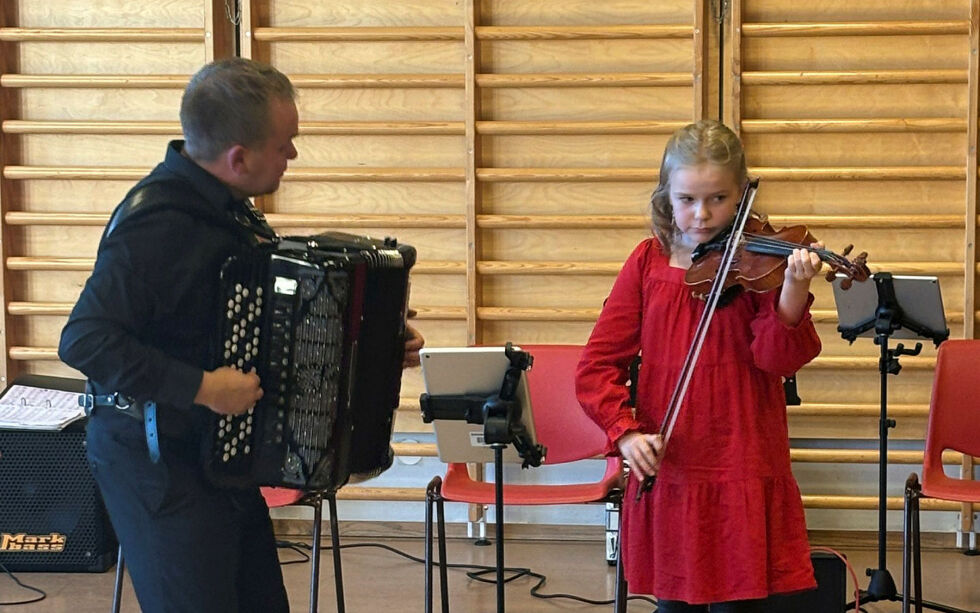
[110,393,133,410]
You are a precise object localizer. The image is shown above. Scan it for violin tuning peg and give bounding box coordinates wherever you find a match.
[824,270,836,283]
[840,278,853,290]
[842,244,854,257]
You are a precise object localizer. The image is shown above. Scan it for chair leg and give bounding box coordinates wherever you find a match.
[436,490,449,613]
[327,494,346,613]
[424,476,450,613]
[902,474,915,613]
[425,477,438,613]
[902,473,924,613]
[308,493,322,613]
[911,483,922,613]
[111,544,124,613]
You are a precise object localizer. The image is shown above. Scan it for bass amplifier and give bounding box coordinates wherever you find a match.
[205,231,415,492]
[0,418,117,572]
[766,551,846,612]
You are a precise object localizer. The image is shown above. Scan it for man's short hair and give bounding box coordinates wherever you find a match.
[180,57,296,162]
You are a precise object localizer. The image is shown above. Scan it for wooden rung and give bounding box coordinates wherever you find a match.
[475,24,694,40]
[790,449,964,464]
[264,213,466,229]
[3,257,463,275]
[0,27,204,42]
[4,302,466,320]
[289,74,464,88]
[0,74,189,88]
[2,120,181,134]
[411,306,467,320]
[476,168,657,182]
[2,166,466,182]
[740,118,967,133]
[742,69,966,86]
[477,214,648,229]
[3,166,150,180]
[5,212,111,225]
[475,214,964,229]
[6,257,95,271]
[2,119,461,136]
[390,442,438,457]
[477,307,601,321]
[753,166,963,181]
[476,120,687,135]
[474,260,961,276]
[9,347,59,360]
[476,72,692,88]
[301,121,464,135]
[742,20,969,38]
[4,212,963,230]
[2,255,963,279]
[6,166,957,183]
[806,356,935,370]
[285,167,465,182]
[252,26,464,42]
[334,487,426,502]
[3,212,465,228]
[477,261,624,275]
[802,495,959,511]
[788,403,928,417]
[8,302,73,316]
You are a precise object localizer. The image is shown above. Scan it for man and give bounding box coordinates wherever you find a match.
[58,57,423,612]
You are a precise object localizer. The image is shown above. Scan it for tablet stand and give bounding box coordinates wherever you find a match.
[837,272,956,611]
[419,343,545,613]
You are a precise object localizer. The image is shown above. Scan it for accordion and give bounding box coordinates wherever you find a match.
[205,231,415,491]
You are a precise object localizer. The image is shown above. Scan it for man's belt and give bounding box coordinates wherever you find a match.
[78,391,134,413]
[79,388,160,464]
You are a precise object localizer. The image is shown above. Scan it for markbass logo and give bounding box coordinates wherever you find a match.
[0,532,66,552]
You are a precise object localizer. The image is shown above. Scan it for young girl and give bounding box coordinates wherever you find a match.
[575,120,823,612]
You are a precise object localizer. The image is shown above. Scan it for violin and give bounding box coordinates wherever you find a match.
[684,216,870,301]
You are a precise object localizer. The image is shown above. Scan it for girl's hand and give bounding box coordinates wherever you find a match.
[785,241,824,284]
[616,431,664,480]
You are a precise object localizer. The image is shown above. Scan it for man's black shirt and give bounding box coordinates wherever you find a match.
[59,140,269,441]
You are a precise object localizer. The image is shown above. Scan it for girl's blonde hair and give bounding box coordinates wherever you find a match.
[650,119,748,254]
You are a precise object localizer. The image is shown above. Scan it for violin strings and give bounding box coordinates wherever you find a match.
[742,234,846,266]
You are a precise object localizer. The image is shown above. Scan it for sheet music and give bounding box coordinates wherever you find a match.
[0,384,85,430]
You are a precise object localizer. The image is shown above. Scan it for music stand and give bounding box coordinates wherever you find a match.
[834,272,957,611]
[419,344,545,613]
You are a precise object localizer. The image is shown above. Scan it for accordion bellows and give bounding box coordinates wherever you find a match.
[206,231,415,492]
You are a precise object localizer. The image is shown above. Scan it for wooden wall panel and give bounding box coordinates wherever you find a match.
[735,0,976,533]
[4,0,976,531]
[0,0,223,383]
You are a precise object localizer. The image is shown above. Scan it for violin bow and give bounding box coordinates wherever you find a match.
[636,177,760,501]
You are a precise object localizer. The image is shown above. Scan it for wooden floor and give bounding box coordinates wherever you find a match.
[3,536,979,612]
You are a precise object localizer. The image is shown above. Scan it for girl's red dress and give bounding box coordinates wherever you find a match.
[576,238,819,604]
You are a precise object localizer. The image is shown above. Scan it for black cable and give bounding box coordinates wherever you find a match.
[275,539,658,607]
[0,562,47,606]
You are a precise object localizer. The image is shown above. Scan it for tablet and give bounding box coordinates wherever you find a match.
[833,274,948,342]
[420,346,537,464]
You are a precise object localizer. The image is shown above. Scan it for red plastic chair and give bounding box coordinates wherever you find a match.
[423,344,627,613]
[902,339,980,612]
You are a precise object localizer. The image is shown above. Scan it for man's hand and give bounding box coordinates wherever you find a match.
[194,366,263,416]
[403,323,424,368]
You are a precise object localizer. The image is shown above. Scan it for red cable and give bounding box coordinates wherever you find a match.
[810,546,860,612]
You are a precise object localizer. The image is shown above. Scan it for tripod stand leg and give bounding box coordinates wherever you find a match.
[493,444,505,613]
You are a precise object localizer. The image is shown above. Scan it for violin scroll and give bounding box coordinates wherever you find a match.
[822,243,870,290]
